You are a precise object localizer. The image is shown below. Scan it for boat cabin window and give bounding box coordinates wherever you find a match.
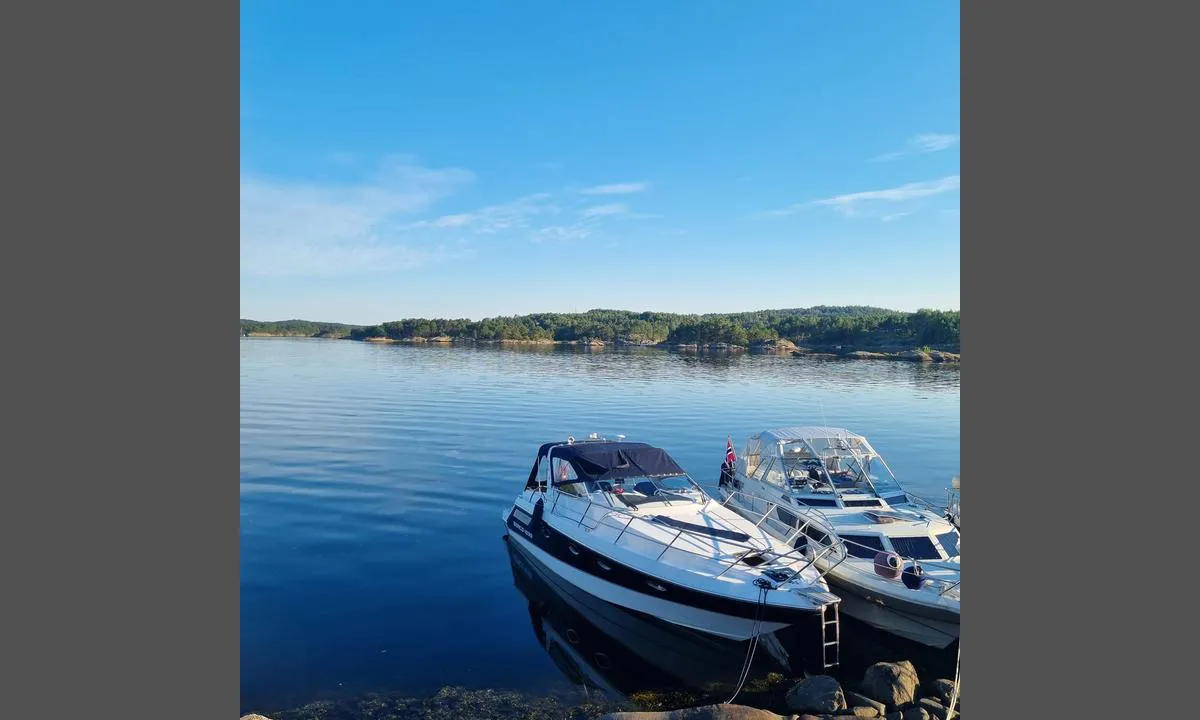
[799,525,831,546]
[889,535,942,560]
[796,497,838,508]
[936,530,960,558]
[883,494,909,506]
[749,455,779,483]
[843,498,883,508]
[743,437,763,476]
[840,534,886,559]
[550,459,587,497]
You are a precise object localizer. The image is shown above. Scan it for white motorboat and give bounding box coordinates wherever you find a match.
[502,433,842,665]
[716,427,960,649]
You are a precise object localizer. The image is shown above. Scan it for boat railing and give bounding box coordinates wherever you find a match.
[539,488,842,586]
[719,487,961,600]
[709,488,850,584]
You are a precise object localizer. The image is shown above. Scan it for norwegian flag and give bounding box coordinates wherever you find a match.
[725,437,736,466]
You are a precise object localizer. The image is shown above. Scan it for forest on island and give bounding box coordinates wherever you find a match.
[297,306,962,349]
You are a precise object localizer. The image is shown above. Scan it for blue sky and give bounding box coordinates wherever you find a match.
[241,1,959,325]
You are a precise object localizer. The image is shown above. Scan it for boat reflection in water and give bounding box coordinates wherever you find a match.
[504,535,959,707]
[504,535,822,706]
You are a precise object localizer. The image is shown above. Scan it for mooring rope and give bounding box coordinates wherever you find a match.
[946,639,961,719]
[724,583,769,705]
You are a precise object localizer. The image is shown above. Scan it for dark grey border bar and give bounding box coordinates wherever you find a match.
[4,1,238,719]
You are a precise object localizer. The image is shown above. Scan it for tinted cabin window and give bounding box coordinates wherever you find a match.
[802,526,830,546]
[890,535,942,560]
[936,530,960,557]
[884,494,908,505]
[844,499,882,508]
[841,534,886,559]
[797,498,838,508]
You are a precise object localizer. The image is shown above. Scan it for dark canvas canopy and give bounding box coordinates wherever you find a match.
[525,440,688,488]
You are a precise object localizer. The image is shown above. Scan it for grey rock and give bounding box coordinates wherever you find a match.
[240,716,273,720]
[918,699,949,720]
[786,675,847,714]
[930,679,958,706]
[899,708,929,720]
[850,707,881,719]
[861,661,920,707]
[846,691,887,716]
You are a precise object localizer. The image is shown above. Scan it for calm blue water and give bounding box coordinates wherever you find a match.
[240,338,960,712]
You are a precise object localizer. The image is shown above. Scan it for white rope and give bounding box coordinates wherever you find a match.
[945,639,961,719]
[724,585,767,705]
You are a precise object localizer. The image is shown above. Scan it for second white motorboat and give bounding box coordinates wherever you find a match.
[717,427,960,649]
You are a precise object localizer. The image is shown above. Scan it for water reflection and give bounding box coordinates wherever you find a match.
[505,536,804,705]
[504,535,959,706]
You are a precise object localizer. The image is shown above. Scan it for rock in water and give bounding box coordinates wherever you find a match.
[786,674,848,714]
[240,716,273,720]
[861,661,920,707]
[600,704,787,720]
[930,678,959,706]
[851,706,883,718]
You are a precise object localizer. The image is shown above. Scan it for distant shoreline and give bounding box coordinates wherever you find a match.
[242,334,960,363]
[240,307,960,363]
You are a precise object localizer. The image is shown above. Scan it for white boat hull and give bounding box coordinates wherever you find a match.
[506,528,791,641]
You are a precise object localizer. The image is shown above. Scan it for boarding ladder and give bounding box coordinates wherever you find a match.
[820,602,840,669]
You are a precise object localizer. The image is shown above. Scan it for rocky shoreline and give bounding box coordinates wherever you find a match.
[240,661,958,720]
[349,336,959,362]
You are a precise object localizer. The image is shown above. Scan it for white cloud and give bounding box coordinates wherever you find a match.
[578,181,649,195]
[581,203,629,218]
[401,193,558,235]
[531,224,593,244]
[913,133,959,152]
[240,156,473,276]
[766,175,960,218]
[871,133,960,162]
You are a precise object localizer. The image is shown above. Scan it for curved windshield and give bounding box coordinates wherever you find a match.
[593,474,706,507]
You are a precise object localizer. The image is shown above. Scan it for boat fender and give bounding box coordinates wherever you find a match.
[901,562,926,590]
[531,498,544,532]
[719,461,734,487]
[873,551,903,579]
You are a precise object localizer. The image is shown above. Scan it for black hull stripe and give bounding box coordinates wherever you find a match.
[507,508,823,623]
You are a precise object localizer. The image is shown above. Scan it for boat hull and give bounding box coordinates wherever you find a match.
[503,506,822,641]
[718,490,959,648]
[824,573,959,649]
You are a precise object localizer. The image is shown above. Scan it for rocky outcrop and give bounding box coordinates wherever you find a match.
[785,675,847,714]
[601,704,786,720]
[240,715,273,720]
[861,661,921,708]
[752,338,799,353]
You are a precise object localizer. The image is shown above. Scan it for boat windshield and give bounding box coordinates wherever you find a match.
[589,474,707,508]
[775,436,905,496]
